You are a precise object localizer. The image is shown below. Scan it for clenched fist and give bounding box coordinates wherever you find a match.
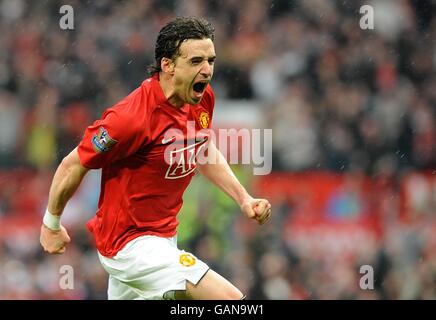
[241,198,272,225]
[40,224,71,254]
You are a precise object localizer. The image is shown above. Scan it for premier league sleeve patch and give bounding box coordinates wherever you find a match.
[92,127,117,153]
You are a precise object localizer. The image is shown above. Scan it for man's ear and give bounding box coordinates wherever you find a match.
[161,57,175,75]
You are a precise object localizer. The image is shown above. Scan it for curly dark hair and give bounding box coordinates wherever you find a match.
[148,17,215,75]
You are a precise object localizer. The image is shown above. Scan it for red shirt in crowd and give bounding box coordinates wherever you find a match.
[77,74,214,257]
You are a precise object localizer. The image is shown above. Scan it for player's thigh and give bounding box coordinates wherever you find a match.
[176,269,243,300]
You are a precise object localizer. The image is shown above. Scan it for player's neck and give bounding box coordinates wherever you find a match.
[158,73,184,108]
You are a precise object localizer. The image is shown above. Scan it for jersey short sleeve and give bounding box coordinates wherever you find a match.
[77,89,148,169]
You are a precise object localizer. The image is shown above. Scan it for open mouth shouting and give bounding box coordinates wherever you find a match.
[192,80,209,100]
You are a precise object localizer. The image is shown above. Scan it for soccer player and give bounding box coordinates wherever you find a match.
[40,17,271,300]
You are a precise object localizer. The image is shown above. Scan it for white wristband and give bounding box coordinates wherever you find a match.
[43,209,61,231]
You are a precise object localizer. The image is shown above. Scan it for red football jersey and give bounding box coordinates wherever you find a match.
[77,74,214,257]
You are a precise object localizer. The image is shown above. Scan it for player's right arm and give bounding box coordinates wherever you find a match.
[40,89,147,254]
[40,147,89,254]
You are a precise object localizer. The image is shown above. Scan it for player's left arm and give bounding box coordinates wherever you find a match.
[196,140,271,225]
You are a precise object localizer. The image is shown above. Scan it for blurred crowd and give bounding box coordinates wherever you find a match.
[0,0,435,299]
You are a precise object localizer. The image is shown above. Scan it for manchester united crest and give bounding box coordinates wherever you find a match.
[179,253,196,267]
[199,111,210,129]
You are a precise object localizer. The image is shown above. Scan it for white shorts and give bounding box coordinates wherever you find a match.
[97,235,210,300]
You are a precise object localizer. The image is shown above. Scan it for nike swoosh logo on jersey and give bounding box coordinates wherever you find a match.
[162,136,176,144]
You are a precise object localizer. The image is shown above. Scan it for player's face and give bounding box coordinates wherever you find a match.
[172,38,216,105]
